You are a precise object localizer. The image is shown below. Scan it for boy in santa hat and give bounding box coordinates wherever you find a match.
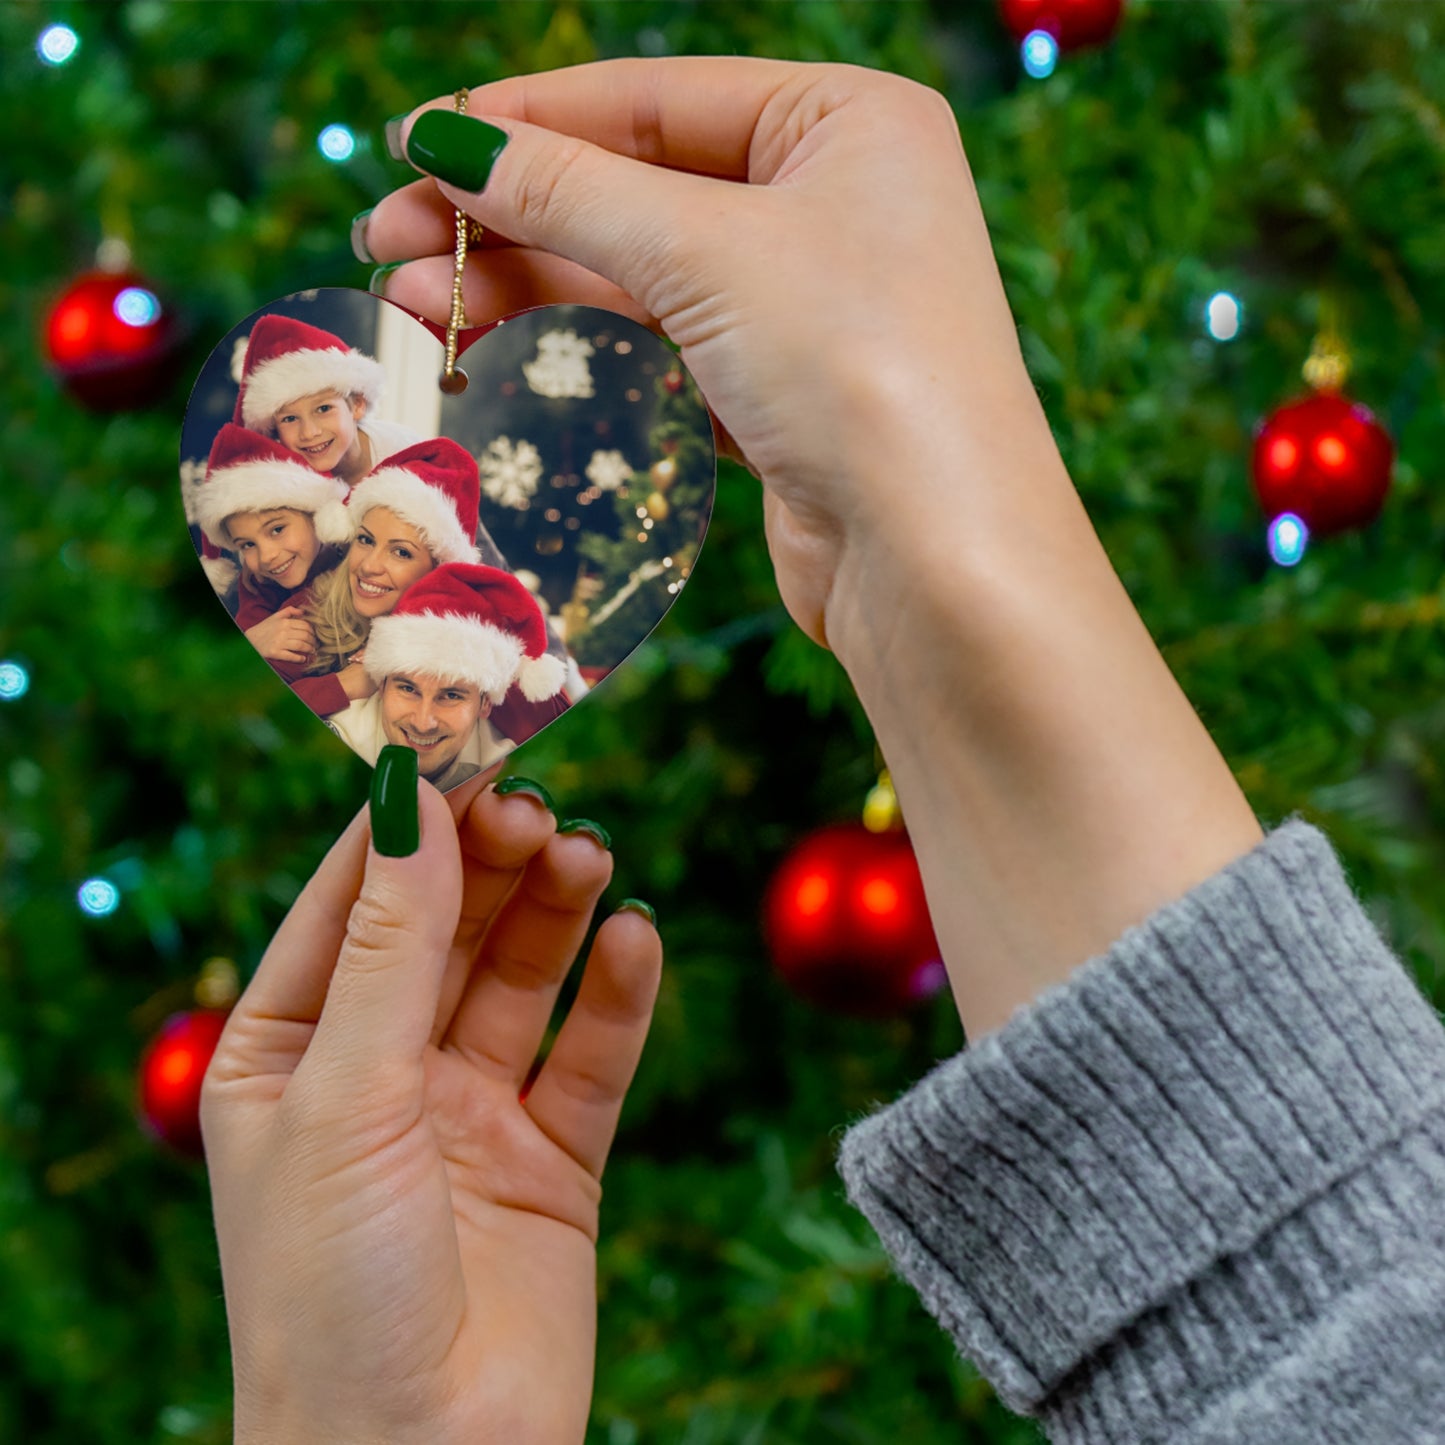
[193,423,353,670]
[233,314,421,490]
[327,562,569,792]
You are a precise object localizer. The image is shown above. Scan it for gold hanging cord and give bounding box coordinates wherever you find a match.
[440,88,476,395]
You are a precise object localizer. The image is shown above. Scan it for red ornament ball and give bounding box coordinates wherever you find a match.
[662,368,685,394]
[998,0,1124,50]
[763,823,945,1016]
[44,270,182,409]
[138,1009,229,1156]
[1251,392,1394,537]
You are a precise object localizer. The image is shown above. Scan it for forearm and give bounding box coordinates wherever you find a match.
[826,393,1261,1041]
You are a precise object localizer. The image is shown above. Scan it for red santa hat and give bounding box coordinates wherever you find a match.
[321,436,482,566]
[363,563,568,705]
[194,423,352,549]
[233,314,386,433]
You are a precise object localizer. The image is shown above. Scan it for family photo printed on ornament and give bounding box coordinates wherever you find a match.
[178,292,715,788]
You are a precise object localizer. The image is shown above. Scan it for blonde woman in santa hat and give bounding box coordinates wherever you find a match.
[193,423,353,668]
[297,436,573,736]
[327,562,568,792]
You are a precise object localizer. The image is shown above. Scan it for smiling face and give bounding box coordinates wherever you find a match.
[348,507,434,617]
[225,508,321,591]
[380,672,490,780]
[273,390,366,475]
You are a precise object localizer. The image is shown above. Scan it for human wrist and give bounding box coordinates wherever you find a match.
[823,419,1261,1039]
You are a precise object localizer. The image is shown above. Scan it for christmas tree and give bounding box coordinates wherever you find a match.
[2,4,1443,1442]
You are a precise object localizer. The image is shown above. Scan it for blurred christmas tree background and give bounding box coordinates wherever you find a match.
[2,2,1443,1442]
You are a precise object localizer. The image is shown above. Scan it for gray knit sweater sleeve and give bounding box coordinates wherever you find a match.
[837,821,1445,1443]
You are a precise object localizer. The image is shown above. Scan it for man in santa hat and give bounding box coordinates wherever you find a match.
[327,562,569,792]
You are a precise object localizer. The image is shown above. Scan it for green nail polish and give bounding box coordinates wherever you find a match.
[494,775,555,812]
[384,113,409,162]
[350,208,375,265]
[617,898,656,926]
[558,818,612,850]
[368,261,405,297]
[405,110,509,192]
[371,746,419,857]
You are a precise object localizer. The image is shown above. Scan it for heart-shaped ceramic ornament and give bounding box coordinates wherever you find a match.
[180,291,714,790]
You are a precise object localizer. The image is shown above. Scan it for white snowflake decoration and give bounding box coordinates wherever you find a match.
[585,449,633,492]
[523,329,595,399]
[477,436,543,510]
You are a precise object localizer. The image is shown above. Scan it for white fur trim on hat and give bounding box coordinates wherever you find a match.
[348,468,481,566]
[240,349,385,432]
[201,555,239,596]
[312,497,353,547]
[516,652,568,702]
[194,459,348,549]
[363,612,526,704]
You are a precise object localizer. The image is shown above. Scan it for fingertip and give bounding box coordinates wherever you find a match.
[591,906,665,1007]
[456,772,557,870]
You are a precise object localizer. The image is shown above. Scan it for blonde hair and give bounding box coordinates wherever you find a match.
[303,560,370,676]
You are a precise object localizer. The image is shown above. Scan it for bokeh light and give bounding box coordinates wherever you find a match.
[77,878,121,917]
[317,124,356,162]
[1267,512,1309,567]
[0,661,29,700]
[114,287,161,328]
[37,24,79,66]
[1205,291,1242,341]
[1022,30,1059,79]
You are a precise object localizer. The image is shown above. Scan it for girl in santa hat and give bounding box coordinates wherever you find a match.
[193,424,353,668]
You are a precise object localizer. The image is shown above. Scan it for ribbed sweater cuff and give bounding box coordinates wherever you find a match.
[837,820,1445,1434]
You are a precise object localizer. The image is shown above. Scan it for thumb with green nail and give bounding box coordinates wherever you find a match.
[201,763,661,1445]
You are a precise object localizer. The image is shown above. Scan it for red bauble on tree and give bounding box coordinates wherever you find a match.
[998,0,1124,50]
[764,822,945,1017]
[1251,391,1394,537]
[44,268,183,409]
[138,1009,229,1156]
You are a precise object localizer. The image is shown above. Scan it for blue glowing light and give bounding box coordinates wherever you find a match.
[37,24,79,66]
[114,287,161,328]
[1205,291,1243,342]
[1022,30,1059,79]
[318,124,356,162]
[0,661,28,700]
[1267,512,1309,567]
[78,878,121,917]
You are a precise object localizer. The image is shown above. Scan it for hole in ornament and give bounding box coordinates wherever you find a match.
[438,366,469,395]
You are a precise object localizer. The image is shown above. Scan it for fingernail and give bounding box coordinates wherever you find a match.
[350,208,375,265]
[384,113,409,162]
[558,818,612,850]
[493,775,555,812]
[368,261,405,298]
[617,898,656,926]
[371,745,419,857]
[404,110,509,192]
